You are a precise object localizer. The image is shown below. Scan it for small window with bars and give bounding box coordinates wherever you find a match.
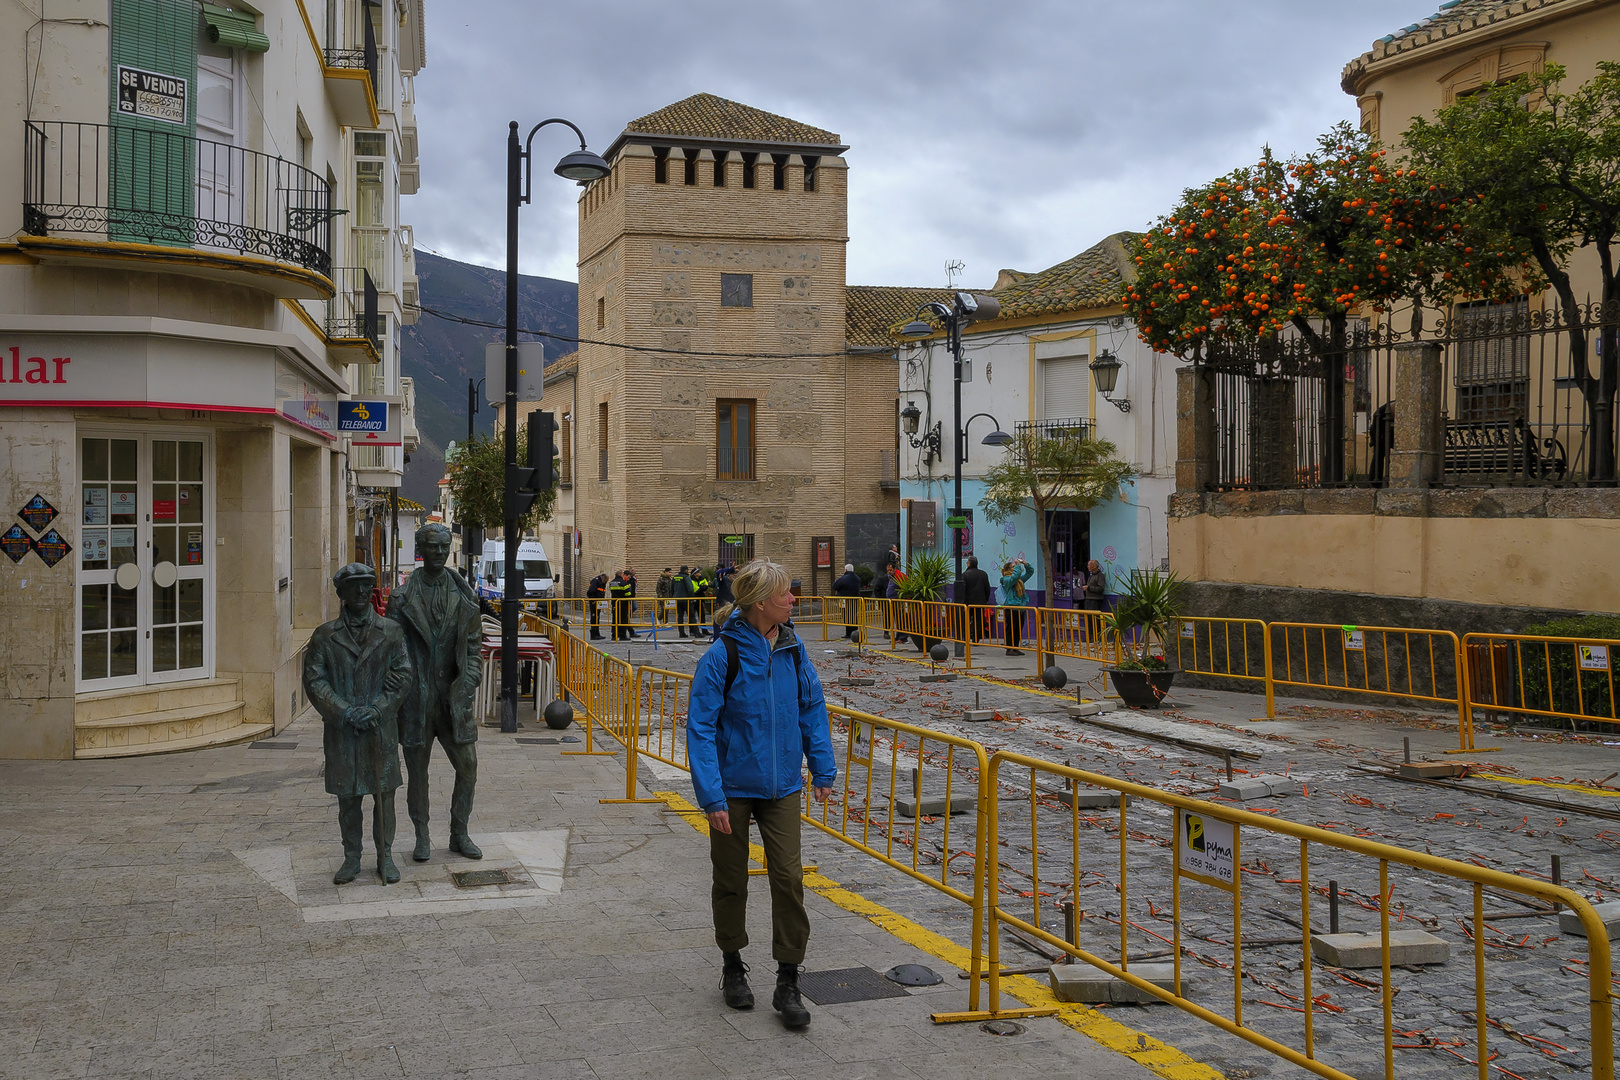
[717,399,754,480]
[718,534,755,566]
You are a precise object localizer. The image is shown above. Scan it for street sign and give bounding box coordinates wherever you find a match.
[945,515,968,529]
[723,535,744,544]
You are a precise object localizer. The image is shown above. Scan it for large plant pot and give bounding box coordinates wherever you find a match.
[1106,667,1178,709]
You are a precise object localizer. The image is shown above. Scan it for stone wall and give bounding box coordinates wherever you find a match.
[0,411,77,758]
[570,135,897,587]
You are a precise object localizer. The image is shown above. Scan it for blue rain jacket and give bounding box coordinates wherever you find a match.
[686,612,837,813]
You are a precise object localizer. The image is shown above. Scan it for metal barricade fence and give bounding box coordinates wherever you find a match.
[951,751,1615,1080]
[1269,623,1469,745]
[1173,617,1275,718]
[1035,605,1115,666]
[1462,632,1620,738]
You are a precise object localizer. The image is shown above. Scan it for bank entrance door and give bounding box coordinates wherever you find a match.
[77,431,213,691]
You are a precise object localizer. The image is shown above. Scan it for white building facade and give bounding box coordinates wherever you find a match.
[0,0,424,759]
[896,236,1177,606]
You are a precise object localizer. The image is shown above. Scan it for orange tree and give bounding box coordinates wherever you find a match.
[1121,123,1535,479]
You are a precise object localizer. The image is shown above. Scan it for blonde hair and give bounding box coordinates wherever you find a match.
[714,558,791,625]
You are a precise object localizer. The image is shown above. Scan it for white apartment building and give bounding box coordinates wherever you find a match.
[0,0,425,759]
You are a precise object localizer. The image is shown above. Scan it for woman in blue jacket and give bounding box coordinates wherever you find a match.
[686,558,837,1030]
[999,557,1034,656]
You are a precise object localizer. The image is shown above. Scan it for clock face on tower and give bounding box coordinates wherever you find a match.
[721,273,753,308]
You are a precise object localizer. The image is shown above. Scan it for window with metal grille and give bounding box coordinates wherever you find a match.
[1454,297,1530,423]
[718,534,755,565]
[596,296,605,329]
[717,399,754,480]
[597,401,609,481]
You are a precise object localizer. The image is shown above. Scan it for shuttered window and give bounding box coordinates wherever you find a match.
[1040,354,1090,421]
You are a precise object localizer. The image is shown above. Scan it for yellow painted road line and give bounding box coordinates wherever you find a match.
[654,789,1223,1080]
[1472,771,1620,799]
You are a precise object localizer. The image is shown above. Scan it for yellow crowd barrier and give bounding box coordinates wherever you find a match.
[1173,616,1275,718]
[1270,623,1468,742]
[1462,632,1620,741]
[944,750,1615,1080]
[1035,605,1114,666]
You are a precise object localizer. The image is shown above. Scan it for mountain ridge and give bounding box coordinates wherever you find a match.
[399,250,579,505]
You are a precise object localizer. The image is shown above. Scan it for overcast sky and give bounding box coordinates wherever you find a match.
[410,1,1421,289]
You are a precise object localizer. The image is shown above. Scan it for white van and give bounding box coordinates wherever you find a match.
[476,539,555,600]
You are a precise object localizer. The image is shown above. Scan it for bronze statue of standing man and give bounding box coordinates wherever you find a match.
[303,563,412,884]
[388,523,485,861]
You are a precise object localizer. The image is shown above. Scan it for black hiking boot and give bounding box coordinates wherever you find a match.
[773,964,810,1029]
[720,952,753,1010]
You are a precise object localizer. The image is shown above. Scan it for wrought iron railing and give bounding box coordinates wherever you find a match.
[324,10,378,96]
[22,121,333,277]
[1015,417,1094,440]
[326,267,379,349]
[1195,300,1619,489]
[717,445,753,481]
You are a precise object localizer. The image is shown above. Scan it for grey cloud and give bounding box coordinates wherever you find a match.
[410,0,1420,286]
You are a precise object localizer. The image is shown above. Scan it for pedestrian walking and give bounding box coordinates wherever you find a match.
[673,566,695,638]
[586,573,607,640]
[1082,559,1108,612]
[609,571,635,641]
[656,568,674,625]
[686,558,837,1030]
[883,566,904,648]
[999,558,1033,656]
[832,563,862,640]
[959,555,992,642]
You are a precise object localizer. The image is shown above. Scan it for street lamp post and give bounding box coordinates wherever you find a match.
[501,119,609,734]
[902,293,1002,650]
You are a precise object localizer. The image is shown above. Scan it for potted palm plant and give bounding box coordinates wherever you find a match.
[896,550,950,652]
[1102,569,1183,709]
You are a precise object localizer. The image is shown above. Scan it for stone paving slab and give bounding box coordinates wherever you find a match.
[0,708,1170,1080]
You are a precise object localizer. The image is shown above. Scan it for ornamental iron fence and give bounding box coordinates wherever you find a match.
[1198,300,1619,489]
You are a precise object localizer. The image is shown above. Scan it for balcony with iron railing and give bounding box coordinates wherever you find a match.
[323,12,378,128]
[20,121,335,296]
[325,267,379,364]
[1016,417,1095,441]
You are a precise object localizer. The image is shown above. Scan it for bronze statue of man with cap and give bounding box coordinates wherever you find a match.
[303,562,412,884]
[388,522,485,861]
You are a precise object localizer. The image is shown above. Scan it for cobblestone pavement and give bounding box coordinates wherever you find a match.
[603,629,1620,1080]
[0,704,1167,1080]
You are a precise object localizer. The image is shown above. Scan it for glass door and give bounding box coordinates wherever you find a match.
[77,431,212,691]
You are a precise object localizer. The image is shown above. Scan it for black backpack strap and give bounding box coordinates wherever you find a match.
[722,634,740,698]
[719,633,801,699]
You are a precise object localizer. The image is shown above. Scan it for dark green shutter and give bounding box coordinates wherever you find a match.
[108,0,198,245]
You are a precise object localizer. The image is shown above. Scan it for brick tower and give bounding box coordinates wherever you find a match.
[569,93,899,591]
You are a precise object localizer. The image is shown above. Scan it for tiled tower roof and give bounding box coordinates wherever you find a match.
[623,93,842,147]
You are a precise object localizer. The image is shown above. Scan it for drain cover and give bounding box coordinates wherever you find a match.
[560,736,581,743]
[249,741,297,750]
[885,964,942,987]
[451,869,512,888]
[797,966,911,1005]
[981,1020,1025,1036]
[515,737,559,745]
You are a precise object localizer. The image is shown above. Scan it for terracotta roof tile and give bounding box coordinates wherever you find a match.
[844,285,954,348]
[990,233,1137,321]
[624,93,841,147]
[1342,0,1595,92]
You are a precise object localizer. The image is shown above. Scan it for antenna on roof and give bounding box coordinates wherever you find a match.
[944,259,965,288]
